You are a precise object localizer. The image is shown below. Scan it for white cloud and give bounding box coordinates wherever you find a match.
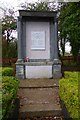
[0,0,38,18]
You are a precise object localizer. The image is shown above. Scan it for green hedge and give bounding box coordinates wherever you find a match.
[2,67,14,76]
[59,72,79,119]
[2,76,19,120]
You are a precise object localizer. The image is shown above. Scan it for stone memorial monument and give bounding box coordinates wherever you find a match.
[16,10,62,79]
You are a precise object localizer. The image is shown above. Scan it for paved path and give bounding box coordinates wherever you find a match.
[17,79,63,120]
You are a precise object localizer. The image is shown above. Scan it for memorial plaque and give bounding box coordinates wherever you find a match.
[31,31,45,50]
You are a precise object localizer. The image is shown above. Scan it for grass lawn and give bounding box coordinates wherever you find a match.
[59,72,80,119]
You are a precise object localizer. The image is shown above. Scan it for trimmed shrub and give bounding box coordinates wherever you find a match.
[2,76,19,120]
[0,67,2,76]
[2,67,14,76]
[59,72,79,119]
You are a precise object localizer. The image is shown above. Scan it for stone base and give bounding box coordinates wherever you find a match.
[52,59,62,79]
[16,64,25,79]
[15,60,62,79]
[25,65,52,79]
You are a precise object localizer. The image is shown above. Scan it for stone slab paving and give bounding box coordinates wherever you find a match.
[17,79,63,120]
[19,79,59,88]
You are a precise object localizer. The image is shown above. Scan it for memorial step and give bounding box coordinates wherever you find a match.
[17,79,63,119]
[19,79,59,88]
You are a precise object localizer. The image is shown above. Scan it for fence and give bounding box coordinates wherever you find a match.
[61,56,80,71]
[2,58,17,67]
[1,57,80,71]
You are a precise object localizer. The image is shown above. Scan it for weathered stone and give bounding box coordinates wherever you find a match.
[16,11,62,79]
[18,79,62,119]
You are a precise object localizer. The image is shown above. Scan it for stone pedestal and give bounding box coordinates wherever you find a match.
[25,62,52,79]
[16,60,62,79]
[16,61,53,79]
[16,62,25,79]
[52,59,62,79]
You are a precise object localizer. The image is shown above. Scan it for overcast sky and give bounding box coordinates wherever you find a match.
[0,0,79,18]
[0,0,38,9]
[0,0,39,18]
[0,0,59,18]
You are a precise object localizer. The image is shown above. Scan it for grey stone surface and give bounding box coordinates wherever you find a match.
[53,17,58,59]
[16,65,25,79]
[52,59,62,79]
[19,79,59,88]
[26,22,50,59]
[50,21,55,60]
[24,61,53,66]
[17,17,23,61]
[19,10,57,18]
[16,10,62,79]
[22,20,26,59]
[17,79,62,118]
[25,65,52,78]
